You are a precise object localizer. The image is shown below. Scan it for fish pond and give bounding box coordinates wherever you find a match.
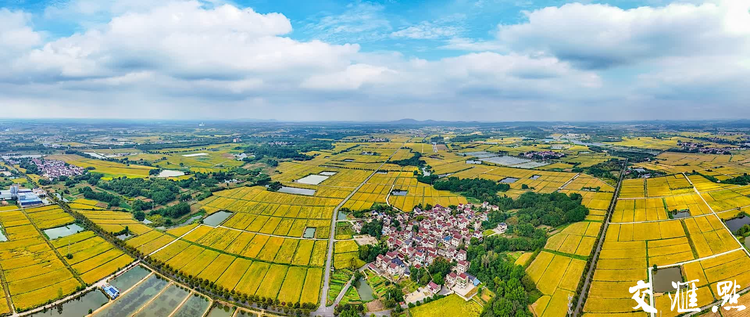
[278,187,316,196]
[32,289,108,317]
[203,211,232,227]
[44,223,84,240]
[726,215,750,234]
[96,275,169,317]
[652,267,683,293]
[172,294,211,317]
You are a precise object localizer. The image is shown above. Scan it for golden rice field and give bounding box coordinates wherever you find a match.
[410,294,483,317]
[543,221,601,257]
[619,179,645,198]
[77,209,153,235]
[53,231,134,284]
[342,171,414,211]
[46,154,155,179]
[562,174,614,192]
[636,152,750,179]
[526,251,587,317]
[0,211,82,310]
[387,178,468,211]
[108,206,331,306]
[584,174,750,316]
[25,205,75,229]
[645,175,693,197]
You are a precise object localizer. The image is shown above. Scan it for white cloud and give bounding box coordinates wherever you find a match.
[496,0,750,68]
[10,1,359,81]
[1,0,750,121]
[0,9,43,53]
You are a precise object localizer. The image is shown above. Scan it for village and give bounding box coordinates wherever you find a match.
[354,202,504,304]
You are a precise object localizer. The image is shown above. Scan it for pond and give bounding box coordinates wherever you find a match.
[133,284,191,317]
[529,175,541,180]
[172,294,210,317]
[355,278,375,301]
[653,267,683,293]
[337,210,348,220]
[44,224,84,240]
[746,236,750,249]
[278,187,316,196]
[116,233,133,240]
[0,226,7,242]
[203,211,233,227]
[303,228,316,239]
[96,275,169,317]
[320,171,337,176]
[173,214,202,228]
[391,190,408,196]
[726,216,750,234]
[31,289,108,317]
[206,305,236,317]
[182,153,208,157]
[672,211,691,219]
[156,170,185,178]
[110,266,150,291]
[296,174,329,185]
[500,177,519,184]
[465,160,482,164]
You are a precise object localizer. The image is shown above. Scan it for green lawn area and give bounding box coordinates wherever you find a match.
[410,295,483,317]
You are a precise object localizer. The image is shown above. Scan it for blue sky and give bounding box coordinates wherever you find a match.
[0,0,748,121]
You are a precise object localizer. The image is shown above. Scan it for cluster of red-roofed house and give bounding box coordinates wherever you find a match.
[31,158,84,180]
[360,202,494,298]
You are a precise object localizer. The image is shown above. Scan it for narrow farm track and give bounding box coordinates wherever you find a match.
[573,159,627,316]
[316,144,404,315]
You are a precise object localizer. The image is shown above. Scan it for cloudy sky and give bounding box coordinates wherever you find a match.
[1,0,748,121]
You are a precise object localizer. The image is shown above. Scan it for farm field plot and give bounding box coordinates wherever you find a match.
[145,223,324,304]
[561,190,612,221]
[653,250,750,317]
[410,294,482,317]
[619,179,645,198]
[561,174,614,192]
[449,165,577,194]
[25,205,75,229]
[342,171,413,211]
[77,209,153,235]
[0,211,82,310]
[46,154,155,179]
[702,187,750,212]
[636,152,750,179]
[67,198,105,210]
[543,221,601,257]
[333,240,364,270]
[584,240,648,315]
[610,198,668,223]
[646,175,694,197]
[53,231,134,284]
[526,251,586,317]
[387,177,468,212]
[198,186,342,216]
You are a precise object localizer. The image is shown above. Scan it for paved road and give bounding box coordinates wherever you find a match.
[315,145,403,316]
[572,159,627,316]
